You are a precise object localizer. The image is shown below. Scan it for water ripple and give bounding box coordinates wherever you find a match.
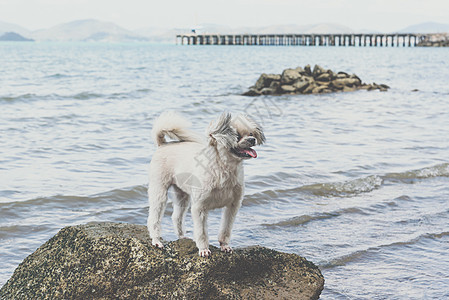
[320,230,449,270]
[0,88,153,102]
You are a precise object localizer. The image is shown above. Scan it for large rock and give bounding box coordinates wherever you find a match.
[281,69,301,84]
[0,223,324,300]
[293,78,310,92]
[254,73,281,90]
[315,73,331,82]
[303,64,312,76]
[312,65,327,78]
[280,84,296,93]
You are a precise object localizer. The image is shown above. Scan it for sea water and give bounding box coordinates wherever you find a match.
[1,42,448,299]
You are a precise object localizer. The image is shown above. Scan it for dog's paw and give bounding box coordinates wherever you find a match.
[220,244,233,253]
[198,248,211,257]
[152,239,164,249]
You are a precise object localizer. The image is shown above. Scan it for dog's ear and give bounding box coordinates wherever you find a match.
[207,112,237,148]
[234,114,266,145]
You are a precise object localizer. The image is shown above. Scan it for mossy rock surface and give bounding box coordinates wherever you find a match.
[0,222,324,299]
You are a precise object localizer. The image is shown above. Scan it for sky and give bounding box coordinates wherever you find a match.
[0,0,448,32]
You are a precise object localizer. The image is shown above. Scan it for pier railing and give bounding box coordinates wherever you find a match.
[176,33,443,47]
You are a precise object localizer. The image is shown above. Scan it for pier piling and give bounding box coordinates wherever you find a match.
[176,33,435,47]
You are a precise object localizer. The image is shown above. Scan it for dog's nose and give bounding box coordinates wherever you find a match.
[247,137,256,146]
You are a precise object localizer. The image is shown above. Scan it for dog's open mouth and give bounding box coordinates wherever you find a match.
[231,147,257,158]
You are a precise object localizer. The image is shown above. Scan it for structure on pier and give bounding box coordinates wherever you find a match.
[176,33,438,47]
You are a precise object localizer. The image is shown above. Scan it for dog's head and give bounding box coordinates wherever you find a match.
[208,112,265,160]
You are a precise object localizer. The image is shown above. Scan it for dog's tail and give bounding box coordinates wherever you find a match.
[151,111,203,147]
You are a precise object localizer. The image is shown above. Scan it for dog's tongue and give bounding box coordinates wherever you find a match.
[244,148,257,158]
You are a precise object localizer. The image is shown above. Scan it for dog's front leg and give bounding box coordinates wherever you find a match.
[218,202,241,253]
[147,186,168,249]
[191,205,211,257]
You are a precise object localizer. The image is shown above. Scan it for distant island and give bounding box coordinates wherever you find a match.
[0,32,34,42]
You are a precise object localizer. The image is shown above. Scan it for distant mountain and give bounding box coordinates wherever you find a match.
[193,23,354,34]
[134,27,182,43]
[398,22,449,33]
[0,32,34,41]
[0,20,31,37]
[136,23,355,43]
[3,19,448,43]
[255,23,354,34]
[32,19,148,42]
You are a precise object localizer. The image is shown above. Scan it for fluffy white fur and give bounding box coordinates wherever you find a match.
[147,111,265,257]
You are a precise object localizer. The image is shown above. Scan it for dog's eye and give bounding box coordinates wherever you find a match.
[249,133,254,136]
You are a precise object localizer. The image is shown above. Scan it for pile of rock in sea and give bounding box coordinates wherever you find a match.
[243,64,390,96]
[418,40,449,47]
[417,33,449,47]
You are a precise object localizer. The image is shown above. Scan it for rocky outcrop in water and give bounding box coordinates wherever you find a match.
[243,64,390,96]
[0,222,324,299]
[418,40,449,47]
[417,33,449,47]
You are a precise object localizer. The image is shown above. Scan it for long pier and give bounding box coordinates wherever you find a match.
[176,33,441,47]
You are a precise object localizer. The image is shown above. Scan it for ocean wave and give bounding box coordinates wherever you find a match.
[299,175,383,197]
[0,89,152,103]
[72,92,104,100]
[0,93,37,102]
[244,163,449,201]
[44,73,73,79]
[320,249,368,269]
[262,193,431,228]
[264,213,337,227]
[320,230,449,269]
[243,175,383,203]
[0,185,147,210]
[0,224,54,239]
[243,189,292,206]
[263,207,368,228]
[384,163,449,182]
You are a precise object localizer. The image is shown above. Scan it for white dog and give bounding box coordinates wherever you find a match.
[147,111,265,257]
